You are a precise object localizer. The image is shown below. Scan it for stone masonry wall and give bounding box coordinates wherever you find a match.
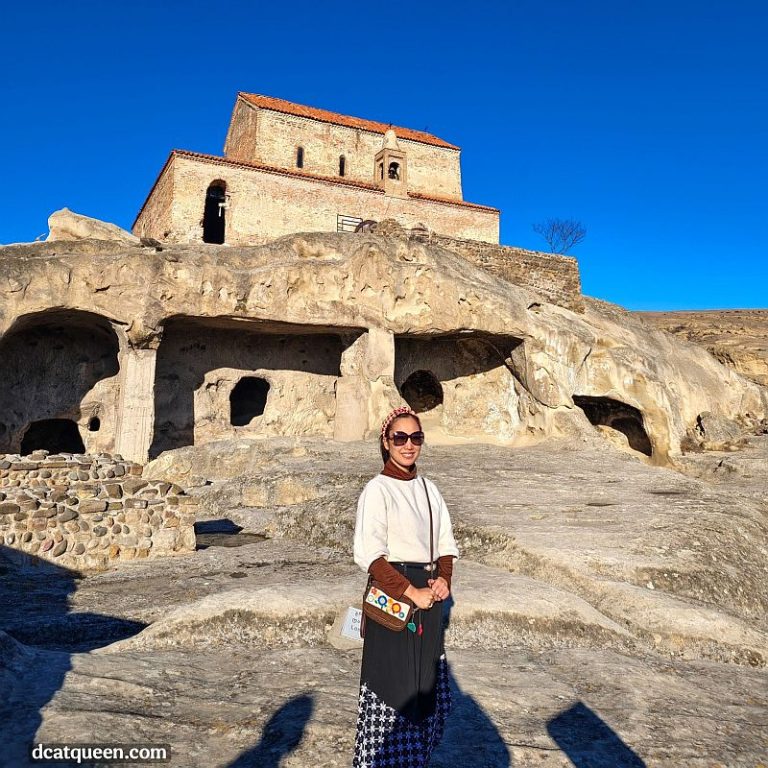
[134,154,498,245]
[423,232,585,313]
[134,158,175,242]
[0,451,197,571]
[224,102,463,200]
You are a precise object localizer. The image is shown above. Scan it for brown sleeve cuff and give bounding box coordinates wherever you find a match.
[437,555,454,591]
[368,557,411,600]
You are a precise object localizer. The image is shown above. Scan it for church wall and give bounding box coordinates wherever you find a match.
[162,154,498,244]
[133,160,175,241]
[224,107,463,200]
[223,99,260,159]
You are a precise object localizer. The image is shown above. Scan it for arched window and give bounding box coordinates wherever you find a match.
[202,181,226,244]
[379,162,384,180]
[339,155,346,177]
[296,146,304,168]
[388,162,400,180]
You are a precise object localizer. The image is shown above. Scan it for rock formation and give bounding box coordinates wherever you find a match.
[0,229,765,467]
[46,208,140,245]
[2,436,767,766]
[638,309,768,386]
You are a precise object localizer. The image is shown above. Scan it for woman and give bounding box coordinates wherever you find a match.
[352,405,459,768]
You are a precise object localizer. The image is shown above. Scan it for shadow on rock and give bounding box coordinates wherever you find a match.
[0,545,146,768]
[432,595,512,766]
[547,701,646,767]
[226,694,315,768]
[194,518,268,550]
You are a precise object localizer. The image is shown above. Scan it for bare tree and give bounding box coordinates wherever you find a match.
[532,218,586,254]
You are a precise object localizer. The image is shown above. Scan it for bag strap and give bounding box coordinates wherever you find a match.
[421,477,434,568]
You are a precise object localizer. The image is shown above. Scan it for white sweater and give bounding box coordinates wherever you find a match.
[353,474,460,572]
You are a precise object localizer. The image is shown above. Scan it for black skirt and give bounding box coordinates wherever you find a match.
[353,564,452,768]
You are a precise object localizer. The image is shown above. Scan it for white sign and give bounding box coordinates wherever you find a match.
[340,607,364,643]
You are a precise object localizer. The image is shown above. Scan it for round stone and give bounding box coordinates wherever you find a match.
[52,540,67,557]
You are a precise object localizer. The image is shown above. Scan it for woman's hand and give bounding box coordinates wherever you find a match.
[428,577,450,601]
[404,585,437,610]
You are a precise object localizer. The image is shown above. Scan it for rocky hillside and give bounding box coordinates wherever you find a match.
[1,228,766,466]
[638,309,768,386]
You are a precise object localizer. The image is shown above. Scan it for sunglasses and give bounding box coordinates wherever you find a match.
[388,431,425,446]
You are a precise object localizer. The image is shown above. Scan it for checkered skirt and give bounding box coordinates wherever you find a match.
[353,654,452,768]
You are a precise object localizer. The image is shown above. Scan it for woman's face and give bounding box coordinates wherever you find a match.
[384,415,423,470]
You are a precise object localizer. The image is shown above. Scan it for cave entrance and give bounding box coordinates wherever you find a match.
[400,370,444,413]
[151,317,355,456]
[394,332,525,439]
[20,419,86,455]
[230,377,270,426]
[0,309,120,454]
[573,395,653,456]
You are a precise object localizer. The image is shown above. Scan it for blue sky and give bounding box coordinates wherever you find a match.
[2,0,766,310]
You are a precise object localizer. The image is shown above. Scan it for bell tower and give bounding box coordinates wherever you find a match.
[374,129,408,198]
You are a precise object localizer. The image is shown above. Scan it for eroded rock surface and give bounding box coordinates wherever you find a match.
[0,234,765,465]
[46,208,140,245]
[2,437,767,766]
[639,308,768,387]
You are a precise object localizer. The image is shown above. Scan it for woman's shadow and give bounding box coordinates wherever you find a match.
[224,596,507,768]
[432,595,645,768]
[0,545,146,768]
[430,595,512,767]
[225,694,314,768]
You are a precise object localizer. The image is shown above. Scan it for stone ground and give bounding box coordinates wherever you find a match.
[1,434,767,767]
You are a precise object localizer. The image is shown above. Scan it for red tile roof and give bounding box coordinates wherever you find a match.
[177,150,383,190]
[133,150,498,228]
[407,190,498,213]
[239,93,460,151]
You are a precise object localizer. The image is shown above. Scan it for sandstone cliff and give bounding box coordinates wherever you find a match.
[638,309,768,387]
[1,231,765,467]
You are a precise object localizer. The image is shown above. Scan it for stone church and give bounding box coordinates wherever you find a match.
[133,93,500,245]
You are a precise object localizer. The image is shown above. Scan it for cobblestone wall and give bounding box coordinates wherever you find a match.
[0,451,197,570]
[422,232,585,313]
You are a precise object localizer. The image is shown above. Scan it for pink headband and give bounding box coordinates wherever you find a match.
[380,406,418,439]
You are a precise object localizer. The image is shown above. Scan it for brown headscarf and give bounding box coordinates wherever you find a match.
[379,406,422,470]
